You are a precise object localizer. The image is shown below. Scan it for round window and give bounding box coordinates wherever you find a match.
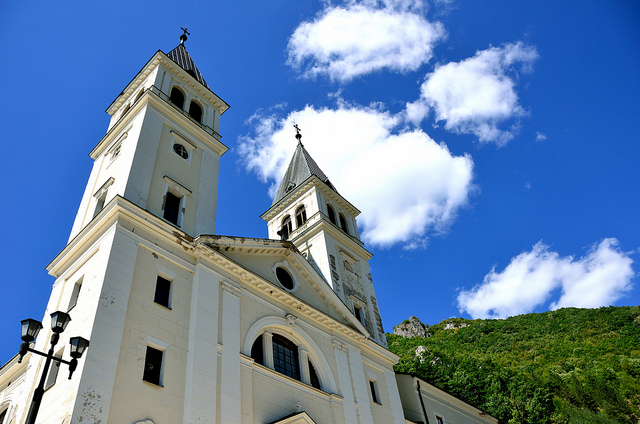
[275,267,295,290]
[173,143,189,159]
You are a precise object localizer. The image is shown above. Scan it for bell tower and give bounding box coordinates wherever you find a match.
[68,30,229,241]
[261,127,387,347]
[26,34,230,424]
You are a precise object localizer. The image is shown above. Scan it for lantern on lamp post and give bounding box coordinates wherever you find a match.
[18,311,90,424]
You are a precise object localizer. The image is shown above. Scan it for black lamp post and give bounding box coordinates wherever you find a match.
[18,311,90,424]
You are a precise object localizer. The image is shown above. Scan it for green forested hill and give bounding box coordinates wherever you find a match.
[387,306,640,423]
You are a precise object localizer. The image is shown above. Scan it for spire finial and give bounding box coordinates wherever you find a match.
[180,26,190,44]
[293,124,302,144]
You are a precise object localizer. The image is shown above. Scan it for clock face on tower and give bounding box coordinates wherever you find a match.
[173,143,189,159]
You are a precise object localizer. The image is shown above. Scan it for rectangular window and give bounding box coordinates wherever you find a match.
[163,191,181,225]
[0,408,7,424]
[67,279,83,311]
[143,346,164,386]
[93,191,107,218]
[436,416,444,424]
[369,380,380,404]
[154,276,171,308]
[44,351,63,390]
[354,305,363,323]
[93,177,114,218]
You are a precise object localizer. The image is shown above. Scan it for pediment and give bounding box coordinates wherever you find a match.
[195,235,369,339]
[269,411,317,424]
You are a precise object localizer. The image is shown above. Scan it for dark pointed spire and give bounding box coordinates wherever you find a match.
[271,126,337,206]
[166,29,209,89]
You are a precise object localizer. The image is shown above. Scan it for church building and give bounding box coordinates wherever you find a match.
[0,34,497,424]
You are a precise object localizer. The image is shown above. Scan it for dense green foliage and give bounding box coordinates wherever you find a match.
[387,306,640,423]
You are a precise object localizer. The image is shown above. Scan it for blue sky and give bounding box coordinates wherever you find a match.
[1,1,638,364]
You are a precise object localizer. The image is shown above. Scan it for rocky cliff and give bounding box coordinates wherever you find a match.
[392,316,429,338]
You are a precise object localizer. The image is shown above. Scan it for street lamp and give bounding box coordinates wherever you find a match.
[18,311,90,424]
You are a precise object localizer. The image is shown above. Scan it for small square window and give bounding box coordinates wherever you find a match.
[369,380,380,404]
[154,276,171,308]
[68,278,83,311]
[143,346,164,386]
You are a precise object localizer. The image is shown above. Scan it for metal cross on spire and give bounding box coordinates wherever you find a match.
[180,26,190,44]
[293,124,302,144]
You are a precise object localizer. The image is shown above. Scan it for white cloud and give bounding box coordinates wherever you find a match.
[287,3,445,82]
[238,102,474,248]
[457,238,635,319]
[408,42,538,145]
[536,132,547,142]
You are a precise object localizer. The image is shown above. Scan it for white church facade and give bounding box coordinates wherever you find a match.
[0,36,497,424]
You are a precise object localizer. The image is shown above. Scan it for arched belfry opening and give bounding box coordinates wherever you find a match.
[189,101,202,123]
[170,87,185,109]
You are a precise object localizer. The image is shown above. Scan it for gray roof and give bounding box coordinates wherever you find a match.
[166,43,209,89]
[272,142,337,206]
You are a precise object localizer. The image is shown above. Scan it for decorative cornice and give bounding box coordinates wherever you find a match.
[47,196,195,277]
[288,213,372,260]
[157,54,229,113]
[92,87,228,159]
[106,50,229,116]
[261,176,360,222]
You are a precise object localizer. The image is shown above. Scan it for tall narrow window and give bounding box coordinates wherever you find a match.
[93,190,108,218]
[44,350,63,390]
[354,305,363,324]
[93,177,114,218]
[169,87,185,109]
[309,360,321,390]
[143,346,164,386]
[0,408,6,424]
[339,214,349,234]
[154,276,171,308]
[68,278,83,311]
[369,380,380,404]
[435,416,445,424]
[279,215,293,240]
[163,191,182,225]
[272,334,299,380]
[295,205,307,227]
[327,204,336,225]
[250,334,264,365]
[189,101,202,123]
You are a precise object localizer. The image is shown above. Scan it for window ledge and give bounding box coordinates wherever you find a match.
[142,380,164,388]
[247,359,333,397]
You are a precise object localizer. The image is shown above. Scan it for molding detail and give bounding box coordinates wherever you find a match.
[332,339,348,353]
[244,316,338,394]
[286,313,297,327]
[220,280,241,298]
